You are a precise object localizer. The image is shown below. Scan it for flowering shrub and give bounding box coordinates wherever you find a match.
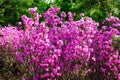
[0,6,120,80]
[89,27,120,80]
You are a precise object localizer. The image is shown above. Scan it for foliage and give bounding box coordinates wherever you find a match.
[0,0,51,26]
[54,0,120,22]
[1,0,120,26]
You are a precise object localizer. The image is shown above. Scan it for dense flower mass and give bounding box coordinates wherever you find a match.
[0,6,120,80]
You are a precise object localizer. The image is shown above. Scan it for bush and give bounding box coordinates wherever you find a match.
[0,6,120,80]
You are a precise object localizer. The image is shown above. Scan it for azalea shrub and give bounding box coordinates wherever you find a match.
[0,6,120,80]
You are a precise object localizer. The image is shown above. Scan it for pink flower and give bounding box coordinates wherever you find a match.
[28,7,37,14]
[80,13,84,17]
[61,11,66,18]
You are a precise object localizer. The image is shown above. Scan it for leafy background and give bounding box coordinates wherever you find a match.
[0,0,120,26]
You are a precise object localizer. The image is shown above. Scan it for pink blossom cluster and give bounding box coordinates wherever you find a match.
[0,7,120,80]
[102,15,120,31]
[89,26,120,79]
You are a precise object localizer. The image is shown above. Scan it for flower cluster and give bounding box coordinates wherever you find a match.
[102,15,120,31]
[0,6,120,80]
[89,26,120,79]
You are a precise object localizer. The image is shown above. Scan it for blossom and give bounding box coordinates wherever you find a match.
[28,7,37,14]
